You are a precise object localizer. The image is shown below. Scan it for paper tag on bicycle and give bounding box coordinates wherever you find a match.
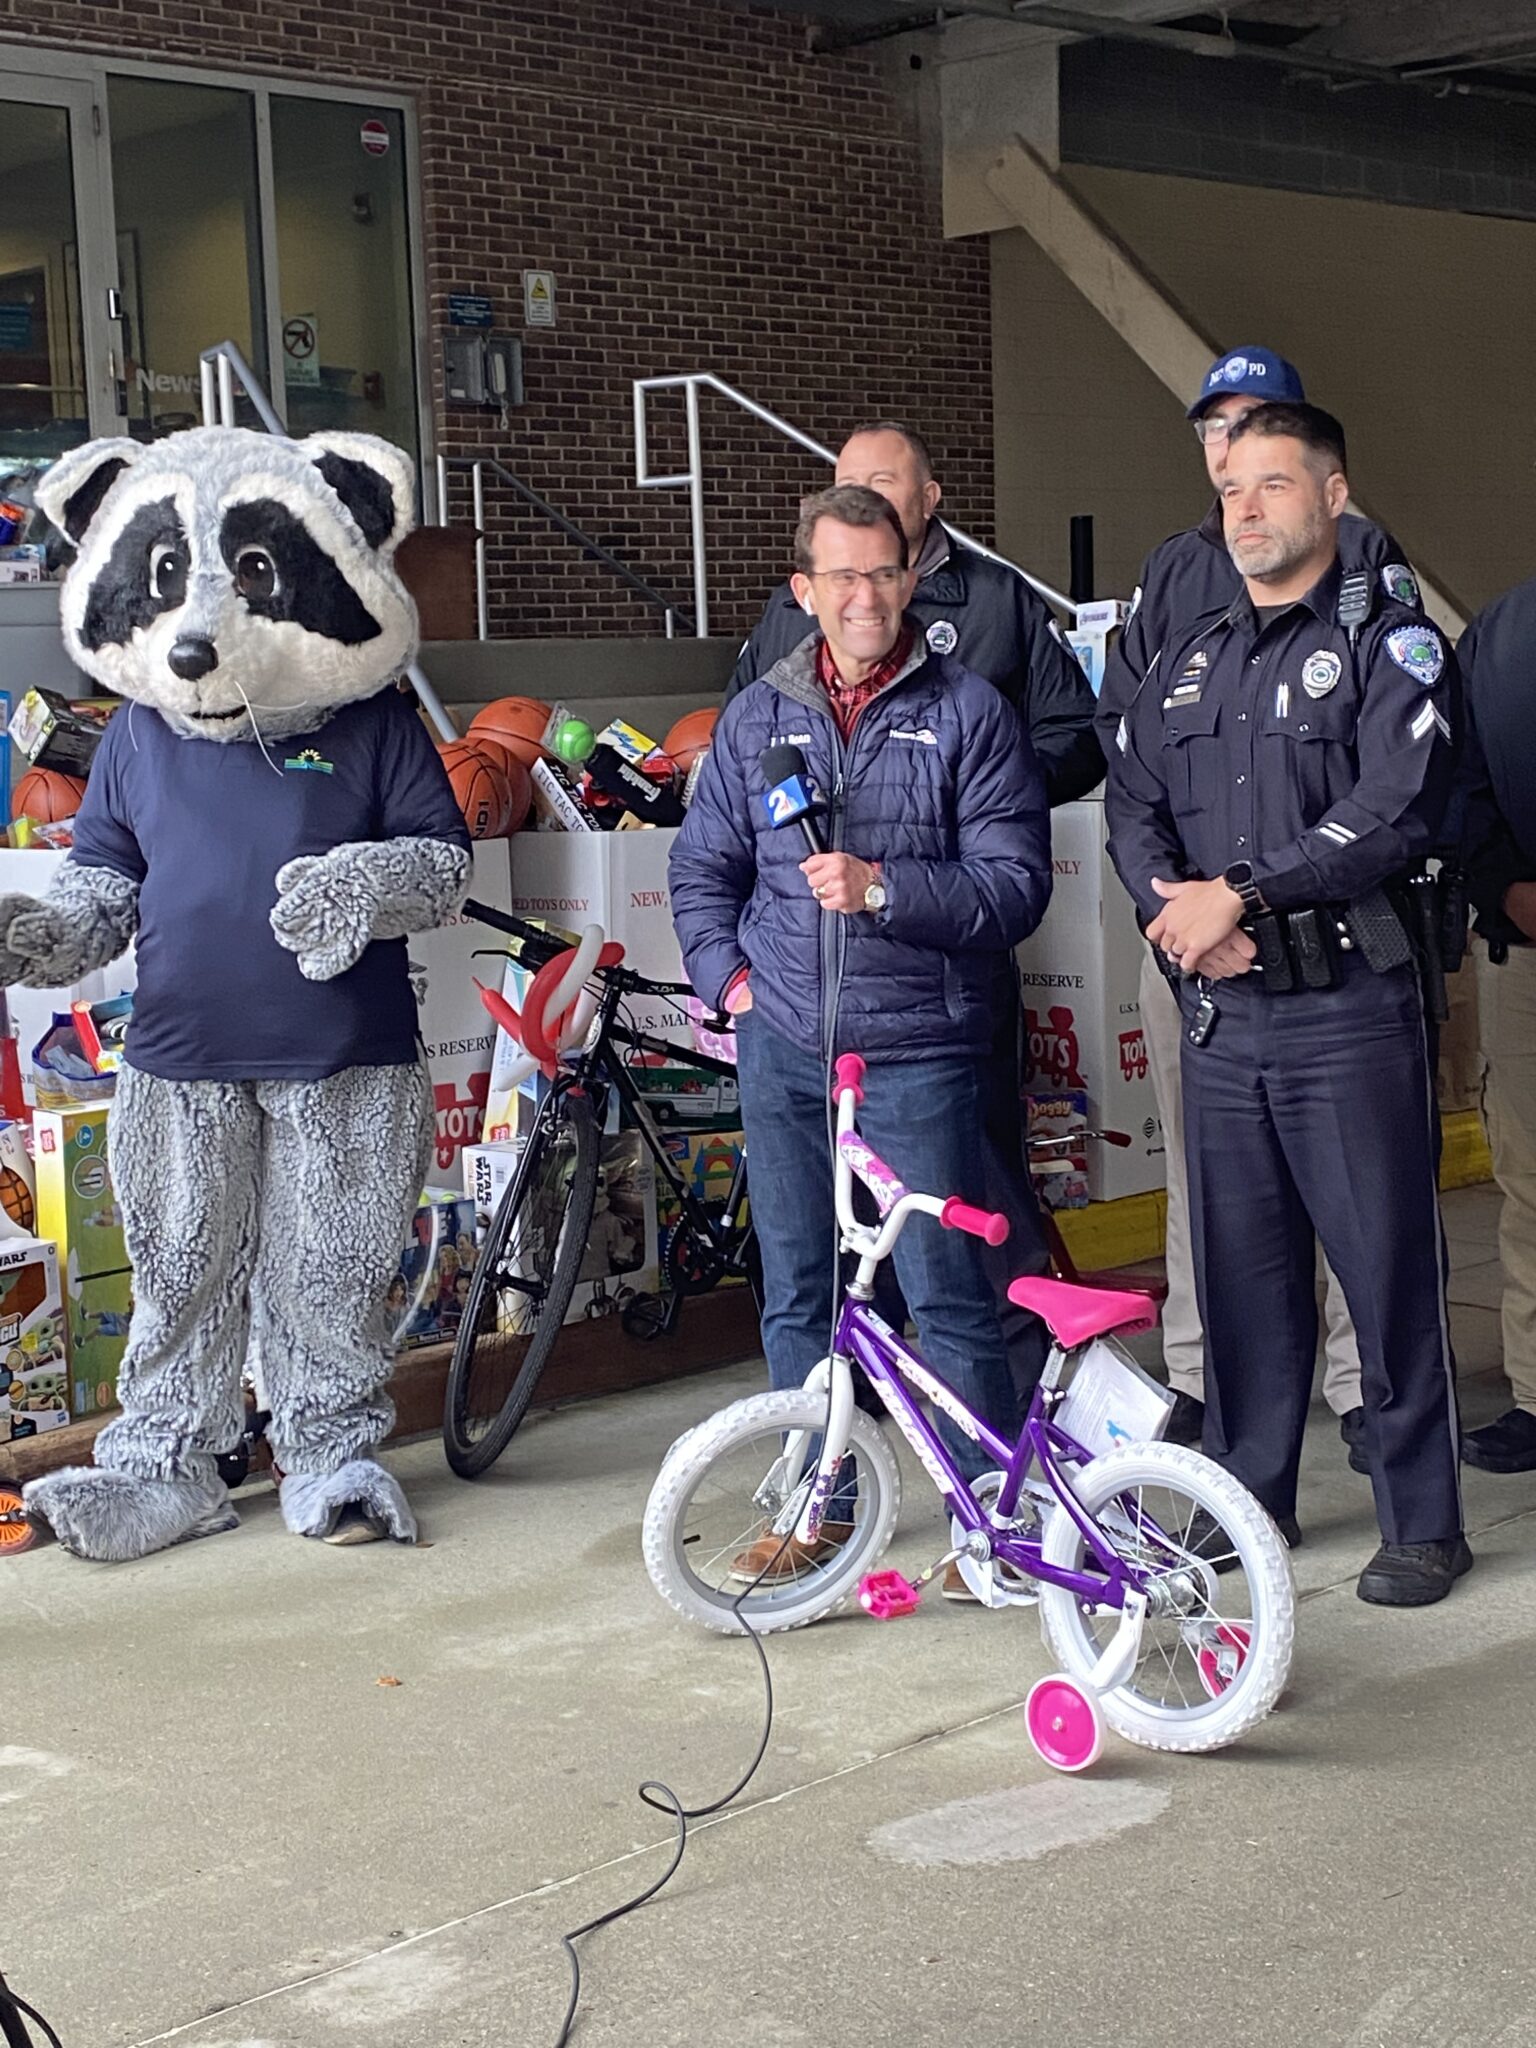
[1054,1338,1174,1459]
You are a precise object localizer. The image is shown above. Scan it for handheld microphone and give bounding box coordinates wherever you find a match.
[584,743,686,826]
[758,742,826,856]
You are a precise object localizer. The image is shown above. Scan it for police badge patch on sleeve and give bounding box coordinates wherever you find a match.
[1385,624,1445,687]
[1381,562,1421,609]
[925,619,959,655]
[1301,649,1343,698]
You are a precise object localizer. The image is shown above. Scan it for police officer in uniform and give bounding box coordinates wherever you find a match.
[1099,348,1425,1465]
[1107,400,1470,1607]
[727,420,1104,806]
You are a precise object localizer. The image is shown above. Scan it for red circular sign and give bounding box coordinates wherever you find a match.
[360,118,390,158]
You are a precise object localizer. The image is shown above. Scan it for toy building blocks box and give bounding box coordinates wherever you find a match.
[654,1127,746,1252]
[0,1235,69,1442]
[33,1103,125,1280]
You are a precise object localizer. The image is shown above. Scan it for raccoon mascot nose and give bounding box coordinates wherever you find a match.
[168,636,219,681]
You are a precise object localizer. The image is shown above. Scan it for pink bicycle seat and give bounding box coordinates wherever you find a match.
[1007,1276,1160,1346]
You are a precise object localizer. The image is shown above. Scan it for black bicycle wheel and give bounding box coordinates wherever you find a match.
[444,1087,599,1478]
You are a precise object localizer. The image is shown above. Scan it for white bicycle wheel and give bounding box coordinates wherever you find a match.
[1037,1442,1295,1754]
[643,1388,901,1635]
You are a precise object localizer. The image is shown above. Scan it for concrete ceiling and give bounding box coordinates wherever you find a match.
[750,0,1536,88]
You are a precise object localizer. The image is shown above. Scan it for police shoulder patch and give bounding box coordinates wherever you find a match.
[1385,623,1445,687]
[1381,561,1421,609]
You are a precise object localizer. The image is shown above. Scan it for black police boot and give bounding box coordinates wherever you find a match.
[1338,1405,1370,1475]
[1163,1390,1204,1447]
[1356,1535,1473,1608]
[1186,1507,1301,1575]
[1460,1408,1536,1475]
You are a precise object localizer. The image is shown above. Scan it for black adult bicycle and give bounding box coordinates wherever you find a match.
[443,900,759,1480]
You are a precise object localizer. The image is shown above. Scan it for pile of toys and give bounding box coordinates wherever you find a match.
[435,696,718,839]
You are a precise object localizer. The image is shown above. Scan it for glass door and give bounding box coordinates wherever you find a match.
[0,72,120,568]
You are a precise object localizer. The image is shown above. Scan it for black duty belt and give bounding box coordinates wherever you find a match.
[1243,885,1413,996]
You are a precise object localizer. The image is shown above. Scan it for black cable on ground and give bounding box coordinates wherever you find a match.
[0,1971,62,2048]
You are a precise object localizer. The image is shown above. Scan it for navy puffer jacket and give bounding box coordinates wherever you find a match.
[669,634,1052,1064]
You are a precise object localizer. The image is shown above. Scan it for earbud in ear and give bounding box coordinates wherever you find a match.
[802,598,815,615]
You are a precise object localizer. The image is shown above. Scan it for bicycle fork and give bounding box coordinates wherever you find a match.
[752,1354,856,1546]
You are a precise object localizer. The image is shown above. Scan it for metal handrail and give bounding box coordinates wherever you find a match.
[435,454,695,641]
[198,339,456,739]
[633,369,1076,637]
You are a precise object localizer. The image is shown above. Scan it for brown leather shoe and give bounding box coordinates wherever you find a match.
[941,1561,979,1603]
[729,1521,854,1583]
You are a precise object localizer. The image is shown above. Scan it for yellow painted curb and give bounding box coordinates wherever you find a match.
[1055,1108,1492,1274]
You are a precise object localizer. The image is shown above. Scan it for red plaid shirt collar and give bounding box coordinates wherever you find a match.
[815,625,916,741]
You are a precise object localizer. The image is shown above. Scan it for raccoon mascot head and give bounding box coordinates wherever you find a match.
[36,426,418,743]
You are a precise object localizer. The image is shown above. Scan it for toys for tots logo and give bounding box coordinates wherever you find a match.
[433,1070,491,1172]
[1024,1004,1085,1089]
[1118,1027,1148,1083]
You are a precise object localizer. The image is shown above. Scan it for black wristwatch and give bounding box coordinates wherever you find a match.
[1224,859,1265,915]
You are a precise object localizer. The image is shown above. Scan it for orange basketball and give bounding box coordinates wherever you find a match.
[12,766,86,823]
[438,739,512,841]
[663,708,718,772]
[468,696,553,770]
[471,737,533,834]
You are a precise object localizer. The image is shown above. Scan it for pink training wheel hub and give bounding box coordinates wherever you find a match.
[1025,1673,1105,1772]
[1196,1623,1252,1699]
[858,1569,921,1619]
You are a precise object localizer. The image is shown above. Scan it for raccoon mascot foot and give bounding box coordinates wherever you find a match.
[23,1461,239,1563]
[278,1460,417,1546]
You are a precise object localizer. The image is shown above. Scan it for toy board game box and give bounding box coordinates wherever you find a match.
[392,1189,480,1349]
[462,1128,658,1325]
[0,1235,69,1441]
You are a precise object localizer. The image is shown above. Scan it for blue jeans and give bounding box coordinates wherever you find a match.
[736,1011,1021,1487]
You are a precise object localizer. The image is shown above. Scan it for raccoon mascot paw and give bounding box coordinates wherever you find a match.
[277,1459,418,1547]
[12,423,475,1566]
[24,1460,239,1563]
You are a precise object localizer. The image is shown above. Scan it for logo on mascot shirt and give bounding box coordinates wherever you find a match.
[1118,1027,1148,1083]
[1024,1004,1086,1089]
[284,747,335,774]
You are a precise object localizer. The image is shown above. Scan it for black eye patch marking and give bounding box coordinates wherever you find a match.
[79,497,187,652]
[221,500,381,645]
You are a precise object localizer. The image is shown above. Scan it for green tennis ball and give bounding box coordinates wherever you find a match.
[553,718,596,765]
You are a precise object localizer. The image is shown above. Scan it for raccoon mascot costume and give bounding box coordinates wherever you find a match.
[8,426,471,1561]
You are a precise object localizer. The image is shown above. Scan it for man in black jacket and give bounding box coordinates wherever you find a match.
[725,421,1104,807]
[1454,584,1536,1473]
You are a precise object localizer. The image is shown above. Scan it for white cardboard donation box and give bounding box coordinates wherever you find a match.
[507,827,689,1039]
[1015,798,1164,1204]
[412,839,514,1184]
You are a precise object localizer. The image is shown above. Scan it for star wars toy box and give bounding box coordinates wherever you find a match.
[393,1188,479,1349]
[32,1102,132,1418]
[461,1129,658,1325]
[0,1235,69,1442]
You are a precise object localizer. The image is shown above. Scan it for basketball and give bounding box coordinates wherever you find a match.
[12,766,87,823]
[438,739,513,840]
[663,707,718,772]
[0,1165,33,1235]
[473,739,533,833]
[469,696,553,770]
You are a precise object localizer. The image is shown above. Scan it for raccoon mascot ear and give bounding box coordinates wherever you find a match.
[300,432,416,558]
[36,438,144,545]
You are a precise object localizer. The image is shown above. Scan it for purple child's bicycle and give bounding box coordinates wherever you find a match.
[644,1052,1296,1770]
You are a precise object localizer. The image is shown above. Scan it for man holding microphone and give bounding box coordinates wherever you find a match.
[670,484,1052,1585]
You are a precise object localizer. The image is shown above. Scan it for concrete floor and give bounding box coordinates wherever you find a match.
[6,1181,1536,2048]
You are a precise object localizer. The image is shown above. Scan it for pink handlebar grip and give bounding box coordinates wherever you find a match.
[832,1052,867,1105]
[940,1198,1010,1248]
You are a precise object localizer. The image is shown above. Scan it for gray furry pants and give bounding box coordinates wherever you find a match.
[93,1059,433,1481]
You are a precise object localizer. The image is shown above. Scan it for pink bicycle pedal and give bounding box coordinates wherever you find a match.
[858,1569,921,1618]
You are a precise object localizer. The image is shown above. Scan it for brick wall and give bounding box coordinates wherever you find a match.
[0,1,993,641]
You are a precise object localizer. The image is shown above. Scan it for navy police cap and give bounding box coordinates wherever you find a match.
[1187,346,1306,419]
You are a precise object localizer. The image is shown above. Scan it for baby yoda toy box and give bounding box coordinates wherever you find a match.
[0,1235,69,1442]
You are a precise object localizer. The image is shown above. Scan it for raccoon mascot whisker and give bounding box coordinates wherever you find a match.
[7,425,471,1562]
